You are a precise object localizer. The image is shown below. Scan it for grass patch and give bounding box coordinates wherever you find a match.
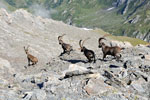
[93,29,148,46]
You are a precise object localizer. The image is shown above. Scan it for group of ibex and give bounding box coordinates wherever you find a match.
[24,34,124,66]
[58,34,124,63]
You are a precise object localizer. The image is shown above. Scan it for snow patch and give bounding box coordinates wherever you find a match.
[80,28,93,31]
[107,7,115,11]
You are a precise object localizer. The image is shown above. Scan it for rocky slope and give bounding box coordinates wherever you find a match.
[0,8,150,100]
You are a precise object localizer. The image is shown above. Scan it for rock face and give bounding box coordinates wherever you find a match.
[0,8,150,100]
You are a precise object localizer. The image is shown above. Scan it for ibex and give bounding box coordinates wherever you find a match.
[24,46,38,66]
[98,37,124,61]
[79,38,96,63]
[58,34,73,56]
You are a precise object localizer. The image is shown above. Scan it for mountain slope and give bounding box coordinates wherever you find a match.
[0,8,150,100]
[2,0,150,41]
[51,0,150,42]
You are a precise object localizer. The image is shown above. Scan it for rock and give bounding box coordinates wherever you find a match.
[0,57,15,88]
[0,79,9,87]
[103,70,125,88]
[59,64,94,80]
[0,90,20,100]
[128,15,140,24]
[108,65,128,79]
[141,54,150,60]
[87,73,101,79]
[22,92,33,100]
[22,89,46,100]
[37,82,44,89]
[32,89,46,100]
[123,60,140,69]
[0,57,14,74]
[83,78,113,95]
[0,8,12,24]
[130,78,147,94]
[101,93,128,100]
[139,65,150,73]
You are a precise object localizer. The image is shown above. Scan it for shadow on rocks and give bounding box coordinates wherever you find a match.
[62,59,87,64]
[98,58,107,62]
[109,65,120,68]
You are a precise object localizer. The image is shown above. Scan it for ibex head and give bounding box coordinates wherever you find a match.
[98,34,110,48]
[58,34,66,45]
[24,45,30,54]
[98,38,106,48]
[79,38,90,52]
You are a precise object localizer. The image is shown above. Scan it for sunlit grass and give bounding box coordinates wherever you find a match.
[93,29,148,46]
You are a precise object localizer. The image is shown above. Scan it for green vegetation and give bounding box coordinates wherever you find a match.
[2,0,150,41]
[94,29,148,46]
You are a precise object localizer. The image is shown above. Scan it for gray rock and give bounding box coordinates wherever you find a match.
[103,70,125,88]
[59,64,94,80]
[83,78,114,96]
[101,93,127,100]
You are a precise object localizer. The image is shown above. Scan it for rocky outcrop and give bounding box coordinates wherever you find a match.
[134,30,150,42]
[115,0,129,7]
[120,0,130,15]
[127,0,147,18]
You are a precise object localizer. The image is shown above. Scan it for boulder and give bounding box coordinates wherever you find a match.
[84,78,114,95]
[130,78,147,94]
[141,54,150,60]
[59,64,94,80]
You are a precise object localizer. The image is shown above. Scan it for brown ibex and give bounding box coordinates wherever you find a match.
[79,38,96,63]
[24,46,38,66]
[58,34,73,56]
[98,37,124,61]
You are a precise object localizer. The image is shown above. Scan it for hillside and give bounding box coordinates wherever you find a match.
[51,0,150,42]
[0,8,150,100]
[1,0,150,42]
